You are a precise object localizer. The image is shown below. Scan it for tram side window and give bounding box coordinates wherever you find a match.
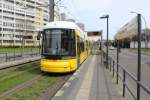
[70,29,76,56]
[77,36,85,54]
[81,40,84,51]
[86,41,88,50]
[77,37,80,55]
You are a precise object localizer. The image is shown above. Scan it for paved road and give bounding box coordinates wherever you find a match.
[108,49,150,100]
[52,55,123,100]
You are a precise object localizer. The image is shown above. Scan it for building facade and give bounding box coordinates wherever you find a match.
[60,13,66,21]
[54,4,60,21]
[130,29,150,48]
[0,0,51,46]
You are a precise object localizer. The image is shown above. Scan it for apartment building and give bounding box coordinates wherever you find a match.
[0,0,51,46]
[54,4,60,21]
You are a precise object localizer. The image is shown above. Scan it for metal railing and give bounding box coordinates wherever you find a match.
[0,48,41,64]
[102,51,150,100]
[0,52,40,63]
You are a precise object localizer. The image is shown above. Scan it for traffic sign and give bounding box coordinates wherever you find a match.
[87,31,102,36]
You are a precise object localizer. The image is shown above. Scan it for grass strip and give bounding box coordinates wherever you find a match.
[0,67,38,82]
[130,48,150,54]
[5,75,61,100]
[0,61,39,79]
[0,48,39,53]
[0,68,40,94]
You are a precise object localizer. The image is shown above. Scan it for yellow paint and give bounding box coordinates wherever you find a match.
[40,25,92,73]
[40,59,77,73]
[80,51,88,64]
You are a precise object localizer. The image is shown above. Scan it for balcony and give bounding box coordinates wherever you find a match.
[36,0,44,5]
[27,2,35,7]
[3,13,14,18]
[0,3,2,8]
[15,15,25,20]
[26,10,35,17]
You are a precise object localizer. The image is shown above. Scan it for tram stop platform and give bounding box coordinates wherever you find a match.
[52,55,125,100]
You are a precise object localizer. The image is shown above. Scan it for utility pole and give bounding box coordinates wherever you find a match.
[100,14,109,69]
[49,0,54,21]
[137,13,141,100]
[106,16,109,69]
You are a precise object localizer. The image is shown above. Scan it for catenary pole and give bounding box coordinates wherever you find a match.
[137,13,141,100]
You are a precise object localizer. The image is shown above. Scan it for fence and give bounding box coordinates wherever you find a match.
[0,47,41,63]
[102,50,150,100]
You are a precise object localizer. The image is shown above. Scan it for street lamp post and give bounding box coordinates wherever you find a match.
[131,12,142,100]
[131,12,148,48]
[100,14,109,69]
[137,13,142,100]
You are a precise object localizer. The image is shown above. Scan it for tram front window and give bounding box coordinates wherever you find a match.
[43,29,75,58]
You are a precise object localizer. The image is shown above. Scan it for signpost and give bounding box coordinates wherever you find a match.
[87,31,103,48]
[115,15,142,100]
[87,31,102,37]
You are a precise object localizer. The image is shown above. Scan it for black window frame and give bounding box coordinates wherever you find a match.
[41,28,76,59]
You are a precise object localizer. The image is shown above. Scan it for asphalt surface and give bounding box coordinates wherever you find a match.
[108,49,150,100]
[52,54,123,100]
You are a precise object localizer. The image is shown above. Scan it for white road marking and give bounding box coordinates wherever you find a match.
[73,72,78,76]
[64,82,71,87]
[55,90,64,96]
[75,56,96,100]
[76,69,80,73]
[69,76,75,81]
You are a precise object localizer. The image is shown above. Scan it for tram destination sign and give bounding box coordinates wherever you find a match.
[87,31,102,37]
[115,16,138,40]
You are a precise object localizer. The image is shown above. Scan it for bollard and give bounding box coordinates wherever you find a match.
[123,69,126,97]
[116,40,119,84]
[112,60,114,77]
[110,58,112,72]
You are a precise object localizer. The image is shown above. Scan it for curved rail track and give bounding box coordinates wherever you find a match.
[38,74,71,100]
[0,60,72,100]
[0,61,72,100]
[0,72,72,100]
[0,74,42,99]
[0,67,38,82]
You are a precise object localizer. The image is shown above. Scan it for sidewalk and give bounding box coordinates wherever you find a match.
[52,55,124,100]
[0,56,41,69]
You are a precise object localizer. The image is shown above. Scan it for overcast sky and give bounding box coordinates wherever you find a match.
[60,0,150,40]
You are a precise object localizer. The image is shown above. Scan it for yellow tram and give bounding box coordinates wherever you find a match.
[37,21,91,73]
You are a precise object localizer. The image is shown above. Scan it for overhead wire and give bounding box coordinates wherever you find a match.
[57,0,80,21]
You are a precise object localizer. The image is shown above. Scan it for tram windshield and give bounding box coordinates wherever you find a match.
[42,29,76,57]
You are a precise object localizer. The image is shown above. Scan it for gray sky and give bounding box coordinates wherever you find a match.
[61,0,150,40]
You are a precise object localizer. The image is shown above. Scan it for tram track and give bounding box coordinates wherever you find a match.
[0,72,72,100]
[0,61,41,99]
[0,59,73,100]
[38,74,72,100]
[0,61,39,79]
[0,67,38,82]
[0,73,43,99]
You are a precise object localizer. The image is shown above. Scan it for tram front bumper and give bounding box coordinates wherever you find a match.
[40,59,72,73]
